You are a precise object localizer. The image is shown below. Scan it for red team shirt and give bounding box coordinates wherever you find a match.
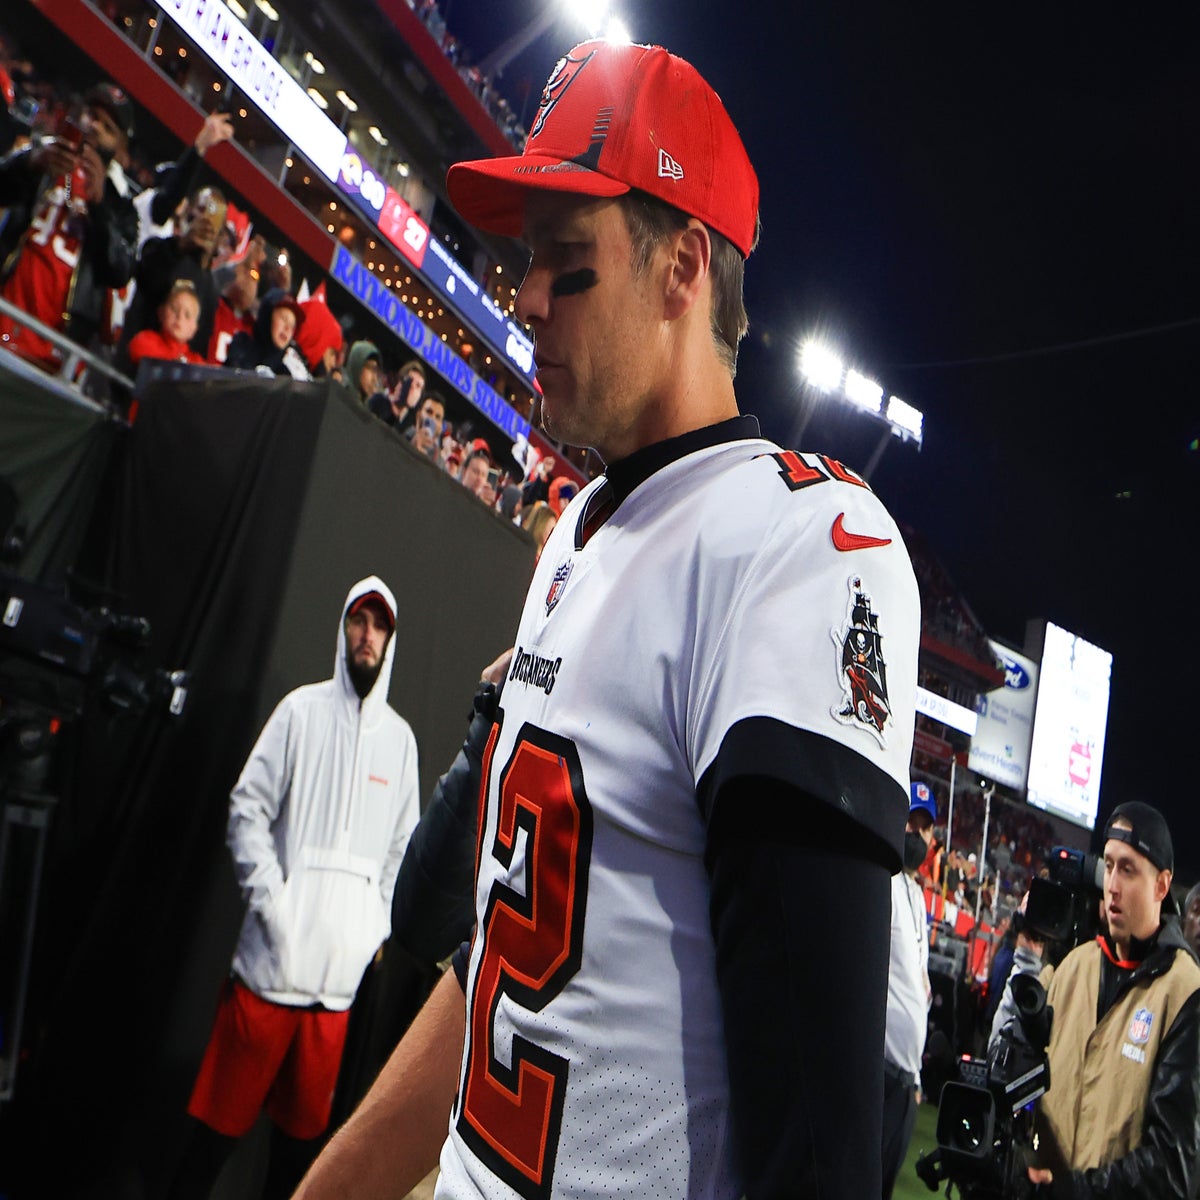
[0,171,89,369]
[126,327,204,366]
[208,296,254,365]
[439,424,919,1200]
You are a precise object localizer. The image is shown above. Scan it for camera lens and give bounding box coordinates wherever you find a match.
[952,1113,985,1153]
[936,1083,995,1161]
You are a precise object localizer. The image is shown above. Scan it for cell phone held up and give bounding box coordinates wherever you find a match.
[52,114,89,213]
[57,115,84,153]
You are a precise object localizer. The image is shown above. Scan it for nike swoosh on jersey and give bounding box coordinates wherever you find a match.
[831,512,893,551]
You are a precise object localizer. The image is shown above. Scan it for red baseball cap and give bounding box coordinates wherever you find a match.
[346,590,395,633]
[447,40,759,258]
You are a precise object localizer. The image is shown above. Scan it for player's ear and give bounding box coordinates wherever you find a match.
[663,219,711,322]
[1155,869,1171,904]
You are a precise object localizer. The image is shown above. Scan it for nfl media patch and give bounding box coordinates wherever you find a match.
[1128,1008,1153,1045]
[831,575,892,746]
[545,558,574,615]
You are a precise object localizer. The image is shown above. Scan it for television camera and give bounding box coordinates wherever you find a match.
[916,974,1052,1198]
[916,847,1104,1196]
[1022,846,1105,946]
[0,571,188,791]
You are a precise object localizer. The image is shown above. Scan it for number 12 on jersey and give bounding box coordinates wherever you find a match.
[457,721,593,1200]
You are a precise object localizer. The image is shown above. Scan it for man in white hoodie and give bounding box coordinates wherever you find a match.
[168,577,419,1200]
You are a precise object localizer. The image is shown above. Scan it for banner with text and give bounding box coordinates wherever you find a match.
[329,244,531,446]
[159,0,347,181]
[968,640,1038,791]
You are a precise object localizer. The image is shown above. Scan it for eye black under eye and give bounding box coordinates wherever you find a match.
[551,268,599,298]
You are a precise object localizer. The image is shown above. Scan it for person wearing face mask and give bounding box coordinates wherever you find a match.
[119,184,228,368]
[882,781,937,1198]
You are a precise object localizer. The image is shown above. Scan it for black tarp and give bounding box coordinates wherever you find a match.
[0,354,122,585]
[0,372,532,1196]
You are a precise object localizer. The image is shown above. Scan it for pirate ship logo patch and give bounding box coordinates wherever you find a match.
[545,558,574,615]
[831,575,892,746]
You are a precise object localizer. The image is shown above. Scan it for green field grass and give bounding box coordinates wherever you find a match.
[894,1099,943,1199]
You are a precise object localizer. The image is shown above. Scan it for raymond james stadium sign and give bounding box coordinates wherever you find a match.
[330,245,531,444]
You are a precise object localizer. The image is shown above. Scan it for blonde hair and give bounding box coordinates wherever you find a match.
[520,500,558,555]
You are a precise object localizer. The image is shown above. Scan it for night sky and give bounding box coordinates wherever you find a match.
[446,1,1200,877]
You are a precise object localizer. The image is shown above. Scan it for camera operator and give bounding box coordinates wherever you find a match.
[987,891,1047,1052]
[1001,802,1200,1198]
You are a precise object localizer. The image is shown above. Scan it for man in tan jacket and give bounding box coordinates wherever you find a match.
[1029,801,1200,1198]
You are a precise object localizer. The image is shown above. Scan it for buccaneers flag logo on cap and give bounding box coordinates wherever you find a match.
[530,48,596,140]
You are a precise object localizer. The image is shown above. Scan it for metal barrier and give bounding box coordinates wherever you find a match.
[0,294,135,407]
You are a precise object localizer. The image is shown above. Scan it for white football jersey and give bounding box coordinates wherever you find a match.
[437,424,919,1200]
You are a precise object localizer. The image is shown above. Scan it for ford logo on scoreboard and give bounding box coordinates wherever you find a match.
[1000,654,1031,690]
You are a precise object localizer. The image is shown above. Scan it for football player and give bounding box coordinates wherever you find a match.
[298,39,919,1200]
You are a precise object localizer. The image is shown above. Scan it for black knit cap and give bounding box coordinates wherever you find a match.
[85,82,135,144]
[1105,801,1174,873]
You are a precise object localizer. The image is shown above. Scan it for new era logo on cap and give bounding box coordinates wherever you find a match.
[657,149,684,181]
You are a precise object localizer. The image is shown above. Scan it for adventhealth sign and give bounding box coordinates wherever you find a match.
[158,0,347,181]
[330,245,531,444]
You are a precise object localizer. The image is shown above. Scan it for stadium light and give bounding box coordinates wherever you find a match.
[605,16,633,43]
[844,369,883,415]
[798,339,844,393]
[795,333,925,479]
[575,0,609,34]
[480,1,631,77]
[886,395,923,442]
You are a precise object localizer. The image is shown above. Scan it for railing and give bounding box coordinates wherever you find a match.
[0,295,135,411]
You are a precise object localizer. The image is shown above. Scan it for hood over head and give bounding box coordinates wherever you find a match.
[253,287,304,345]
[345,340,382,400]
[334,575,398,720]
[294,296,344,371]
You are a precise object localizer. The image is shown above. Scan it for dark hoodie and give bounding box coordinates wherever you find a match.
[225,287,305,376]
[344,340,380,399]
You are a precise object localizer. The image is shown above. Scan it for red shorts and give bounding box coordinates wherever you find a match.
[187,978,350,1139]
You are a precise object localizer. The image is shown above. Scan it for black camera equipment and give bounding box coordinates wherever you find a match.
[0,570,188,1101]
[916,974,1053,1199]
[1023,846,1104,946]
[0,572,189,723]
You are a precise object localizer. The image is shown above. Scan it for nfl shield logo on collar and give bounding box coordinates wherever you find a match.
[545,558,574,615]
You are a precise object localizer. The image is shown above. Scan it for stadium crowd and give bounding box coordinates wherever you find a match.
[411,0,529,150]
[0,29,582,547]
[9,15,1199,1200]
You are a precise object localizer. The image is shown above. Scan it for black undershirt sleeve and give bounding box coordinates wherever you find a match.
[698,720,904,1198]
[697,716,907,873]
